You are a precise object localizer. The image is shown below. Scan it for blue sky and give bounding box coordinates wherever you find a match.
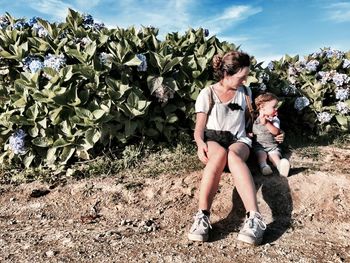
[1,0,350,65]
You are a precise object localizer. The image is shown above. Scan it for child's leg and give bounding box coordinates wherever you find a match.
[256,150,273,175]
[268,151,290,177]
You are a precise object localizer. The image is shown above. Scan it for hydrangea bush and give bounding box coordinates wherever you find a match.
[264,48,350,136]
[0,10,265,168]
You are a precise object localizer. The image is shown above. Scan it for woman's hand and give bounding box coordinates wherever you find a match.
[197,141,209,164]
[275,130,285,144]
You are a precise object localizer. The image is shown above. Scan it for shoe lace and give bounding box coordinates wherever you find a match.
[244,216,266,236]
[194,213,212,230]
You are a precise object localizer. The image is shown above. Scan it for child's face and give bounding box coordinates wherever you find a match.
[261,99,278,117]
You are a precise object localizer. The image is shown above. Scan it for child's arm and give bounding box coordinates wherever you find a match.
[259,115,281,136]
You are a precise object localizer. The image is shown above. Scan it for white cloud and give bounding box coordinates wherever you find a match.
[198,5,262,36]
[26,0,74,21]
[214,5,262,22]
[325,2,350,22]
[101,0,194,37]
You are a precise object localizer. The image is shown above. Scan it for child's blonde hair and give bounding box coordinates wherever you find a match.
[255,92,279,110]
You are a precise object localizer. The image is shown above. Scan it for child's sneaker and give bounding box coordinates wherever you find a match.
[278,158,290,177]
[237,211,266,245]
[261,164,273,175]
[187,210,211,242]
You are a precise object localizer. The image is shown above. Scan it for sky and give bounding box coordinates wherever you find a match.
[1,0,350,65]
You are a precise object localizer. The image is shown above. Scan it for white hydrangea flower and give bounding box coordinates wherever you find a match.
[336,102,349,115]
[98,52,113,65]
[343,59,350,69]
[267,61,274,71]
[332,72,349,87]
[335,88,349,101]
[305,60,319,72]
[152,77,174,103]
[317,112,333,124]
[136,54,147,72]
[294,96,310,111]
[9,129,27,155]
[44,54,66,72]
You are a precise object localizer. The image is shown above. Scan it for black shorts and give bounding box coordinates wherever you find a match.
[204,129,237,149]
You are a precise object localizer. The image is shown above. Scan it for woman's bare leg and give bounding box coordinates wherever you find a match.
[198,141,227,211]
[228,142,258,212]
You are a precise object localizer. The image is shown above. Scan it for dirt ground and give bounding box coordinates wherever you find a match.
[0,144,349,263]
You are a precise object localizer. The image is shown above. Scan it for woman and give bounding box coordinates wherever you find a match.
[188,51,267,245]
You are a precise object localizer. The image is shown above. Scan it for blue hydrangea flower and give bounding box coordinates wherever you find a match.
[0,16,10,29]
[343,59,350,69]
[305,60,319,72]
[13,20,27,29]
[325,49,344,59]
[317,112,333,124]
[336,102,349,115]
[32,23,48,37]
[136,54,147,72]
[44,54,66,72]
[282,85,297,95]
[204,29,209,37]
[267,61,274,71]
[294,97,310,111]
[28,16,39,26]
[335,88,349,101]
[93,22,105,30]
[9,129,27,155]
[22,56,44,73]
[258,83,267,91]
[82,14,94,28]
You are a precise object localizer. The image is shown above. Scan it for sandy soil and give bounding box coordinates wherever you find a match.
[0,145,349,263]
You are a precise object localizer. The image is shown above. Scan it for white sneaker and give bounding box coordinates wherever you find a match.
[237,211,266,245]
[278,158,290,177]
[187,210,211,242]
[261,164,273,175]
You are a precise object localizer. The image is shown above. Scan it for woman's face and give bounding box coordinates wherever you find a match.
[226,67,250,88]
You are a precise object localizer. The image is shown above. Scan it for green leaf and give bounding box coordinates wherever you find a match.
[32,137,54,147]
[59,146,75,164]
[53,138,71,148]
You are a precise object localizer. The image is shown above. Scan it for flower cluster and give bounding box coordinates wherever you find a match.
[335,88,349,101]
[136,54,147,72]
[317,112,333,124]
[312,48,345,60]
[98,52,113,65]
[343,59,350,69]
[318,71,350,87]
[22,56,44,73]
[28,16,49,37]
[305,60,319,72]
[282,84,298,96]
[0,15,10,28]
[152,77,174,103]
[44,54,66,72]
[13,20,27,29]
[204,29,209,37]
[82,14,105,30]
[294,96,310,111]
[336,102,349,115]
[9,129,27,155]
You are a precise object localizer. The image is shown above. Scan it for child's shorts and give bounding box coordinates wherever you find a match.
[253,144,281,156]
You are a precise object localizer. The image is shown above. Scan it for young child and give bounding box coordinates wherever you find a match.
[253,93,290,177]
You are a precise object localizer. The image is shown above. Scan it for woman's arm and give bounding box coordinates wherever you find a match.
[194,112,209,164]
